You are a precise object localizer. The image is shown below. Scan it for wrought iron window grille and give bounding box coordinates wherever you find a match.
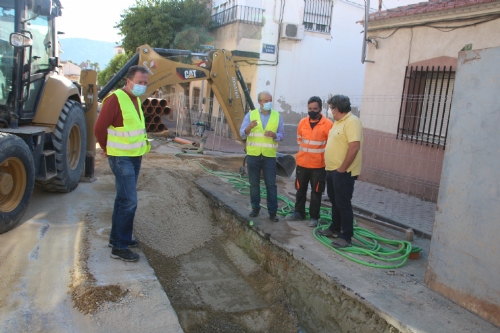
[303,0,334,34]
[211,5,264,28]
[397,66,455,149]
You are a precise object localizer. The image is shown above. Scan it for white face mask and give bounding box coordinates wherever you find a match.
[263,102,272,111]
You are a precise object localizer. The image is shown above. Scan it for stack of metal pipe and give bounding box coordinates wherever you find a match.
[142,98,172,132]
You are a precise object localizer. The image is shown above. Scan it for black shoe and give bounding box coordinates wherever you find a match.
[110,248,140,262]
[249,208,260,217]
[285,211,305,221]
[108,239,139,248]
[269,214,279,222]
[331,238,352,248]
[317,229,340,238]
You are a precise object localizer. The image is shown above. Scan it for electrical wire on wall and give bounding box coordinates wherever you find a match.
[367,13,500,41]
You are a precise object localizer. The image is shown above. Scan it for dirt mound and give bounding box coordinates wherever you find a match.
[134,154,218,258]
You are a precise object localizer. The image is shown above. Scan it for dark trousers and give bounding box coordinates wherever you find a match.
[326,170,357,242]
[294,166,326,219]
[246,154,278,215]
[108,156,142,249]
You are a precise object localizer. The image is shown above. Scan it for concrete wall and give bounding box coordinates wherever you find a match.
[212,0,368,114]
[425,47,500,328]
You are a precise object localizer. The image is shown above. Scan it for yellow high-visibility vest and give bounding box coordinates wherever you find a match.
[104,89,150,156]
[246,109,279,157]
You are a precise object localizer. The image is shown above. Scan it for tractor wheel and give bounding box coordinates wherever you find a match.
[36,100,87,192]
[0,133,35,234]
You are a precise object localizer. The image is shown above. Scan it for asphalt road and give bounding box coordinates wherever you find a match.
[0,176,182,333]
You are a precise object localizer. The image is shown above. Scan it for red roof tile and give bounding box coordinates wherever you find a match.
[369,0,498,21]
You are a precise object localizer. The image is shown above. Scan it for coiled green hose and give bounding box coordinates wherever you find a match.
[177,153,422,269]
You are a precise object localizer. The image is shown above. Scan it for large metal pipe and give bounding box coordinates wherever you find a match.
[174,137,195,145]
[163,106,172,116]
[147,123,157,132]
[361,0,374,64]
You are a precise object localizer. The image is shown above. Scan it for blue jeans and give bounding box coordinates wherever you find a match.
[246,154,278,215]
[108,156,142,249]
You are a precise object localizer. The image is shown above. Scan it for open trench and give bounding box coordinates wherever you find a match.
[132,154,303,332]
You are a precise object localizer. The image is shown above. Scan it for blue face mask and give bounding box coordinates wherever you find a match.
[263,102,273,111]
[131,84,147,96]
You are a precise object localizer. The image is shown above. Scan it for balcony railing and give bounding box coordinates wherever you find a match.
[211,5,264,28]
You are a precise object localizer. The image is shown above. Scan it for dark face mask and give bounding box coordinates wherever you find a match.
[308,111,320,119]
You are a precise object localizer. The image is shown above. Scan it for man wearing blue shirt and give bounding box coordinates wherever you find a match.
[240,91,285,222]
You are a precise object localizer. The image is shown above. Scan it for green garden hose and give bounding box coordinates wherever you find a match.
[176,153,422,269]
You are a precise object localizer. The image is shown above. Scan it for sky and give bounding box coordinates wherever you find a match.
[56,0,420,43]
[57,0,138,43]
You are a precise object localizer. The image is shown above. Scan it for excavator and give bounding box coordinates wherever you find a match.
[0,0,97,233]
[97,45,296,181]
[0,2,295,234]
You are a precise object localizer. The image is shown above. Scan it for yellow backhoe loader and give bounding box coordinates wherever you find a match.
[0,2,294,233]
[0,0,97,233]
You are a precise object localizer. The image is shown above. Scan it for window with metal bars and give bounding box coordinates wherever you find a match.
[303,0,333,33]
[397,66,455,149]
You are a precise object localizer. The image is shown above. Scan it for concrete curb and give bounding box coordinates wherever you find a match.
[352,204,433,240]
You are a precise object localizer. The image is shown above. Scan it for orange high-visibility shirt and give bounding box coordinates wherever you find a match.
[296,115,333,168]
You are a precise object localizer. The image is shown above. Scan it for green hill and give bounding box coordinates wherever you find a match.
[59,38,118,69]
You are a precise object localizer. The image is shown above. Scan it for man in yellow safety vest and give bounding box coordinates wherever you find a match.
[239,91,285,222]
[94,65,150,262]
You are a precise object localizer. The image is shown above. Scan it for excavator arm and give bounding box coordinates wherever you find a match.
[98,45,254,143]
[98,45,296,178]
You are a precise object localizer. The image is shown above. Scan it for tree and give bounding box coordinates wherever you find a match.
[116,0,213,53]
[97,53,129,88]
[172,26,213,52]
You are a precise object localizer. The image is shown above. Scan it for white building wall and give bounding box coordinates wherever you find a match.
[210,0,423,124]
[254,0,367,118]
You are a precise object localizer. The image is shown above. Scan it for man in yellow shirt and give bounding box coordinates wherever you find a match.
[318,95,363,248]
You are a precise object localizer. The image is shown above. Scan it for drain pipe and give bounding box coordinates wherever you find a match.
[361,0,375,64]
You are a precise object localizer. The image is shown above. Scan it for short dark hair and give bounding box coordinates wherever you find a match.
[126,65,149,80]
[307,96,322,109]
[327,95,351,113]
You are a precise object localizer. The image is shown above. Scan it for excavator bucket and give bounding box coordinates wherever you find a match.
[276,153,296,178]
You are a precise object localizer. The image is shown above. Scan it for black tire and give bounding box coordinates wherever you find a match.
[36,100,87,192]
[0,133,35,234]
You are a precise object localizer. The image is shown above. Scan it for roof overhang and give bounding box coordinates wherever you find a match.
[366,1,500,31]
